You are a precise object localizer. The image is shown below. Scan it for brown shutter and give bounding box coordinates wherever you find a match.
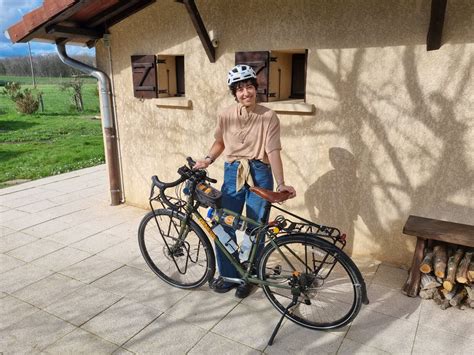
[235,51,269,102]
[131,55,157,99]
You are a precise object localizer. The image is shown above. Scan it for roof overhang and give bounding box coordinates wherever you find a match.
[7,0,156,47]
[7,0,447,53]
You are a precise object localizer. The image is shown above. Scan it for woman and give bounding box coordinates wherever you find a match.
[194,64,296,298]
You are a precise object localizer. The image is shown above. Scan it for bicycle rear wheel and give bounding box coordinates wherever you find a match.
[138,209,215,289]
[258,234,363,329]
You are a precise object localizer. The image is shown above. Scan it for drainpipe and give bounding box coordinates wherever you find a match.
[56,42,122,206]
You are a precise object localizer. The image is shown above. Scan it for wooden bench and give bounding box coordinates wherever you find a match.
[401,215,474,297]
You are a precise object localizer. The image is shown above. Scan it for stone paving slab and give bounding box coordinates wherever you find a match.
[42,328,120,355]
[81,298,162,346]
[59,254,124,284]
[44,284,122,327]
[1,165,473,354]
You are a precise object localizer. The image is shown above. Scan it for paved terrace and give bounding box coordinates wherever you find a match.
[1,165,473,354]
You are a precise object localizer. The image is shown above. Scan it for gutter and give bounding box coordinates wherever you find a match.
[56,42,122,206]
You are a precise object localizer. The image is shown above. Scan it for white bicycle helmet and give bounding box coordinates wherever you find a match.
[227,64,257,86]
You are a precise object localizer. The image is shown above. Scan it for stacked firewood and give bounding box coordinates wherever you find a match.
[418,243,474,310]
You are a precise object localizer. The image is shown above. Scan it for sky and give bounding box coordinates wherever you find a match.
[0,0,95,58]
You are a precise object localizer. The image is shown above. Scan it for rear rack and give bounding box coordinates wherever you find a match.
[269,205,347,280]
[270,204,346,250]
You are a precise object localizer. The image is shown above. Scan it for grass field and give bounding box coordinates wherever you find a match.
[0,75,97,85]
[0,76,104,188]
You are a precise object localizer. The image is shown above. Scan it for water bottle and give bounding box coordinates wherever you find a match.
[207,208,247,231]
[212,224,238,254]
[239,231,254,263]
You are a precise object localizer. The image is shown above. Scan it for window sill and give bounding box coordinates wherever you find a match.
[260,100,314,114]
[155,97,192,108]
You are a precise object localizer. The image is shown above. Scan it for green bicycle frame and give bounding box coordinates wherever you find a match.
[173,204,297,289]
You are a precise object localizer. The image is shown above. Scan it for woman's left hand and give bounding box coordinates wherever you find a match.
[277,184,296,199]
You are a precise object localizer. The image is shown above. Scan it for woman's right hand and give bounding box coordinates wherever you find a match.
[193,158,211,170]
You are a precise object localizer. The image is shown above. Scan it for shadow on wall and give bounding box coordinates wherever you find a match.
[305,148,359,254]
[300,45,473,266]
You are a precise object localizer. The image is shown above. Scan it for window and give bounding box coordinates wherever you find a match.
[157,55,185,97]
[235,50,307,102]
[130,55,185,99]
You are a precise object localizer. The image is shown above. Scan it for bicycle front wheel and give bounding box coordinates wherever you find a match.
[138,209,215,289]
[258,234,363,330]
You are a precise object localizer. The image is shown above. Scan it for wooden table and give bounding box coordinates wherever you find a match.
[401,215,474,297]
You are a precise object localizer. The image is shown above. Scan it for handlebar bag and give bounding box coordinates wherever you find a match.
[195,182,222,209]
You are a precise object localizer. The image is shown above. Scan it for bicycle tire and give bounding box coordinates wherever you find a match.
[138,209,215,289]
[258,234,363,330]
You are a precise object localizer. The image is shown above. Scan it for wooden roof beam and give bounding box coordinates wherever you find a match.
[427,0,447,51]
[46,24,103,40]
[86,0,155,28]
[176,0,215,63]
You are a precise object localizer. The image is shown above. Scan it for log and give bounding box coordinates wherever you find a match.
[419,249,434,274]
[465,285,474,308]
[432,287,444,305]
[449,288,467,307]
[442,248,464,291]
[441,285,458,300]
[468,261,474,283]
[439,298,451,310]
[419,287,436,300]
[420,274,440,290]
[433,244,447,278]
[456,251,472,284]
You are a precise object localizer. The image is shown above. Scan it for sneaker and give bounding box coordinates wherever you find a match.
[235,283,254,299]
[210,277,237,294]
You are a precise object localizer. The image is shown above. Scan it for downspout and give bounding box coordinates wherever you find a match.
[56,42,122,206]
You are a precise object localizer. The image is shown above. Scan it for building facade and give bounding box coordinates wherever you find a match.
[93,0,473,266]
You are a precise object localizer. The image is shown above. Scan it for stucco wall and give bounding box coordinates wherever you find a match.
[96,0,474,267]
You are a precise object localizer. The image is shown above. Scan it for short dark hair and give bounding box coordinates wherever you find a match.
[229,78,258,98]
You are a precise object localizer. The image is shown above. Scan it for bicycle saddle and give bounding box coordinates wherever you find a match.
[250,187,291,203]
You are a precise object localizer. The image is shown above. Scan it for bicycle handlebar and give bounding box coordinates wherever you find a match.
[150,157,217,208]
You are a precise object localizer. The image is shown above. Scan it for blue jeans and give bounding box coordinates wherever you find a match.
[216,160,273,279]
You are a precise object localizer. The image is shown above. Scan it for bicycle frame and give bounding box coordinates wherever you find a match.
[148,169,346,291]
[143,163,368,346]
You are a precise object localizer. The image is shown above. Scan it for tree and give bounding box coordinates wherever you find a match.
[60,76,84,112]
[2,82,40,114]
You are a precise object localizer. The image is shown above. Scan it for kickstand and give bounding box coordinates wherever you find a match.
[267,293,298,346]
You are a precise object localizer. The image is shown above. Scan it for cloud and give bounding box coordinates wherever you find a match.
[0,0,42,29]
[0,0,94,58]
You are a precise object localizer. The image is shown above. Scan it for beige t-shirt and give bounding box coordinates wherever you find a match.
[214,103,282,163]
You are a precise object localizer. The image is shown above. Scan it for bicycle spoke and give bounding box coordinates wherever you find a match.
[259,235,362,329]
[139,210,215,289]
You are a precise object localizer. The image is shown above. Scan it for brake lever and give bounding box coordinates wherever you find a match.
[186,156,196,168]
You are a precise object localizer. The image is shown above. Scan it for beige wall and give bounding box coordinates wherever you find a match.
[96,0,474,267]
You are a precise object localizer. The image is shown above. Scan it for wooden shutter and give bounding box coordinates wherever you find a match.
[235,51,270,102]
[131,55,157,99]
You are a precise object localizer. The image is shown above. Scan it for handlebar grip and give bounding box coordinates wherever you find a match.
[151,175,186,189]
[206,177,217,184]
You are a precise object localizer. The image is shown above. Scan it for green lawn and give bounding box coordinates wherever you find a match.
[0,78,104,188]
[0,75,96,85]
